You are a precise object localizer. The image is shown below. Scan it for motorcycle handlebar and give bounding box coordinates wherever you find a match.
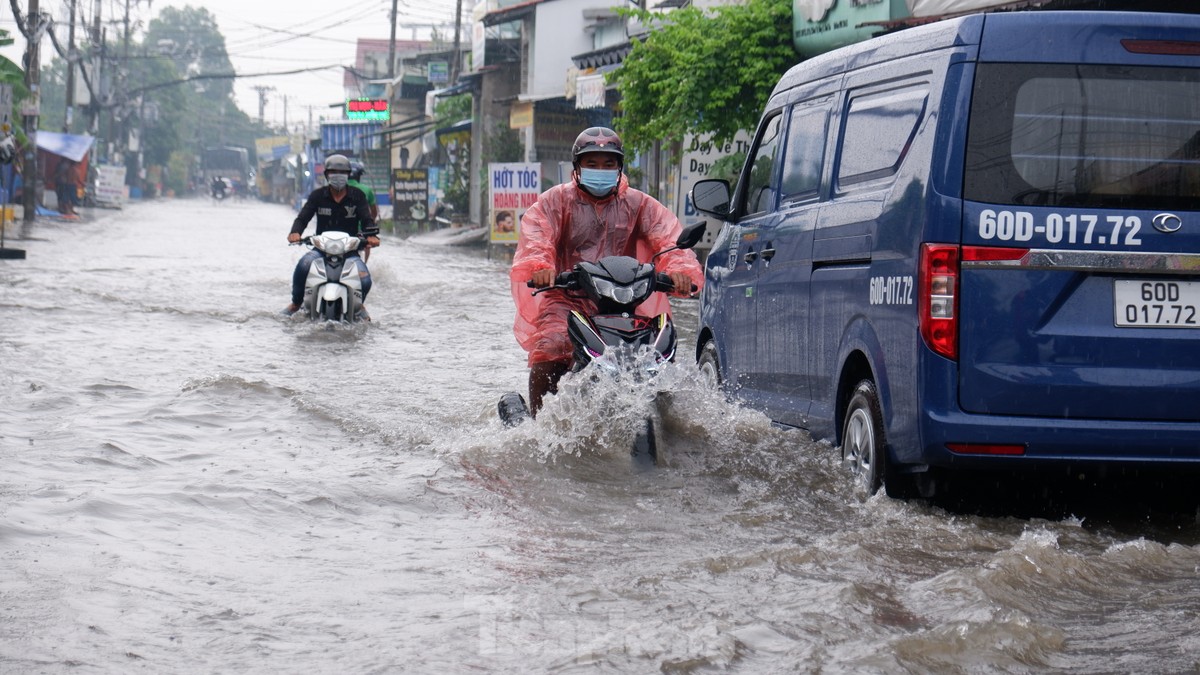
[527,271,697,295]
[290,234,377,247]
[655,273,699,295]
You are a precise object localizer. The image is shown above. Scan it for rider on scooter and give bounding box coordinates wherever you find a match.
[285,154,379,316]
[510,126,704,416]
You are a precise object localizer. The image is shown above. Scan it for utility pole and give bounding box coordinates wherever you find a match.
[388,0,399,81]
[63,0,77,133]
[252,85,274,124]
[87,1,102,137]
[22,0,42,224]
[451,0,463,84]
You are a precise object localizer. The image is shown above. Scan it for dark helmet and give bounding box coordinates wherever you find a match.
[572,127,624,164]
[324,154,351,174]
[349,160,365,181]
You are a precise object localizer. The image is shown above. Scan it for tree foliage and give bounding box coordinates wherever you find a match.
[143,7,236,103]
[608,0,795,153]
[35,5,271,193]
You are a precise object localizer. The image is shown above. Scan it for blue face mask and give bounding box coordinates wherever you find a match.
[578,168,620,197]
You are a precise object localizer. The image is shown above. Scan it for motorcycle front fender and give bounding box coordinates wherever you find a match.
[322,284,346,303]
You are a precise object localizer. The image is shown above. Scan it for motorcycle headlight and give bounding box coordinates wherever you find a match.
[630,278,651,303]
[319,238,348,256]
[592,278,635,304]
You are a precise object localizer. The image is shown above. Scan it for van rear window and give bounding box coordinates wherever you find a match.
[965,64,1200,211]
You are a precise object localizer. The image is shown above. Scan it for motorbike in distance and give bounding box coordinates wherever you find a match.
[290,231,370,323]
[498,222,706,465]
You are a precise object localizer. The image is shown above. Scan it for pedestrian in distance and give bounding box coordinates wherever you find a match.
[54,159,78,216]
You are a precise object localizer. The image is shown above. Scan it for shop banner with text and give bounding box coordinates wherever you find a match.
[488,162,540,244]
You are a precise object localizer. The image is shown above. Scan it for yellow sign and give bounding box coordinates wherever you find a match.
[509,101,533,130]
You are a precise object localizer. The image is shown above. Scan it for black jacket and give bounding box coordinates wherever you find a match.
[290,185,379,238]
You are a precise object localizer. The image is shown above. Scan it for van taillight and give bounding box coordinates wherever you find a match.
[919,244,959,360]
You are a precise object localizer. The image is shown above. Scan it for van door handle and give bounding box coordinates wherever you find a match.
[743,250,758,265]
[760,244,776,263]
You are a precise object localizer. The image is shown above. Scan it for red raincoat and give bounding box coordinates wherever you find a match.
[510,175,705,366]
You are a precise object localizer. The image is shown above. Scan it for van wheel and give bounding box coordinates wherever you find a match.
[842,380,886,496]
[841,380,917,498]
[698,341,722,389]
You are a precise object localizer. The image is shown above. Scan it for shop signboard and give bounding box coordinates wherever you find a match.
[393,168,429,222]
[95,164,127,207]
[488,162,540,244]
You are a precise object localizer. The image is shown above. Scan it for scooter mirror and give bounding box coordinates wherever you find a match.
[675,221,707,250]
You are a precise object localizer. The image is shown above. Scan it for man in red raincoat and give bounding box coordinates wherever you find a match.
[510,127,704,416]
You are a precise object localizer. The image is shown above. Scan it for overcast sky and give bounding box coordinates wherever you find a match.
[2,0,469,131]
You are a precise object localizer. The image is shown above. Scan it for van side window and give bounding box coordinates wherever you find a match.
[837,85,928,189]
[742,113,784,217]
[780,99,830,203]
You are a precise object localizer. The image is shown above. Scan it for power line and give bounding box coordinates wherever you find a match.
[129,62,344,95]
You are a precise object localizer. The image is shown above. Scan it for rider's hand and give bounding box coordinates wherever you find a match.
[531,268,555,288]
[288,232,301,244]
[366,235,380,248]
[668,272,695,296]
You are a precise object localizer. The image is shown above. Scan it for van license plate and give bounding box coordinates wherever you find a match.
[1114,280,1200,327]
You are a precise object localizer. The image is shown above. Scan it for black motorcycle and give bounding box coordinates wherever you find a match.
[499,222,705,464]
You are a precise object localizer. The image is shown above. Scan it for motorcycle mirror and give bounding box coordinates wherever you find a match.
[652,221,708,261]
[675,222,707,250]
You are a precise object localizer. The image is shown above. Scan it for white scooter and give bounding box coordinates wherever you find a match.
[296,231,368,323]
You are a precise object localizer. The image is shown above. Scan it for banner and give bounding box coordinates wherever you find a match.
[488,162,540,244]
[0,84,12,134]
[255,136,291,166]
[576,74,606,110]
[94,164,127,207]
[676,131,753,246]
[392,168,429,222]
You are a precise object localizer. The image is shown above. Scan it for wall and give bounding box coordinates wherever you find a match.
[528,0,617,99]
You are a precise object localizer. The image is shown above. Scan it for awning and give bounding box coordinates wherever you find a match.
[572,42,633,70]
[320,122,382,153]
[435,119,472,142]
[517,92,563,103]
[434,81,474,98]
[36,131,94,162]
[483,0,544,27]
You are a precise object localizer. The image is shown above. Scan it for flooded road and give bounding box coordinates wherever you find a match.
[2,199,1200,673]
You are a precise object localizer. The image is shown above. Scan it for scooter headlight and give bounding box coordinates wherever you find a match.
[319,238,348,256]
[592,278,635,304]
[629,278,651,303]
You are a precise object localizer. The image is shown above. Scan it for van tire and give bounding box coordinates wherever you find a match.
[842,380,887,497]
[698,340,722,390]
[841,380,917,499]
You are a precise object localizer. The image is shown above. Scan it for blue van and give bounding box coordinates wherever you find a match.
[689,11,1200,497]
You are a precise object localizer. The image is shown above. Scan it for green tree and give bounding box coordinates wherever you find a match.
[1,30,31,145]
[143,7,269,158]
[144,7,236,104]
[608,0,795,153]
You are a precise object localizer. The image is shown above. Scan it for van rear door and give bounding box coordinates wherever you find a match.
[958,27,1200,422]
